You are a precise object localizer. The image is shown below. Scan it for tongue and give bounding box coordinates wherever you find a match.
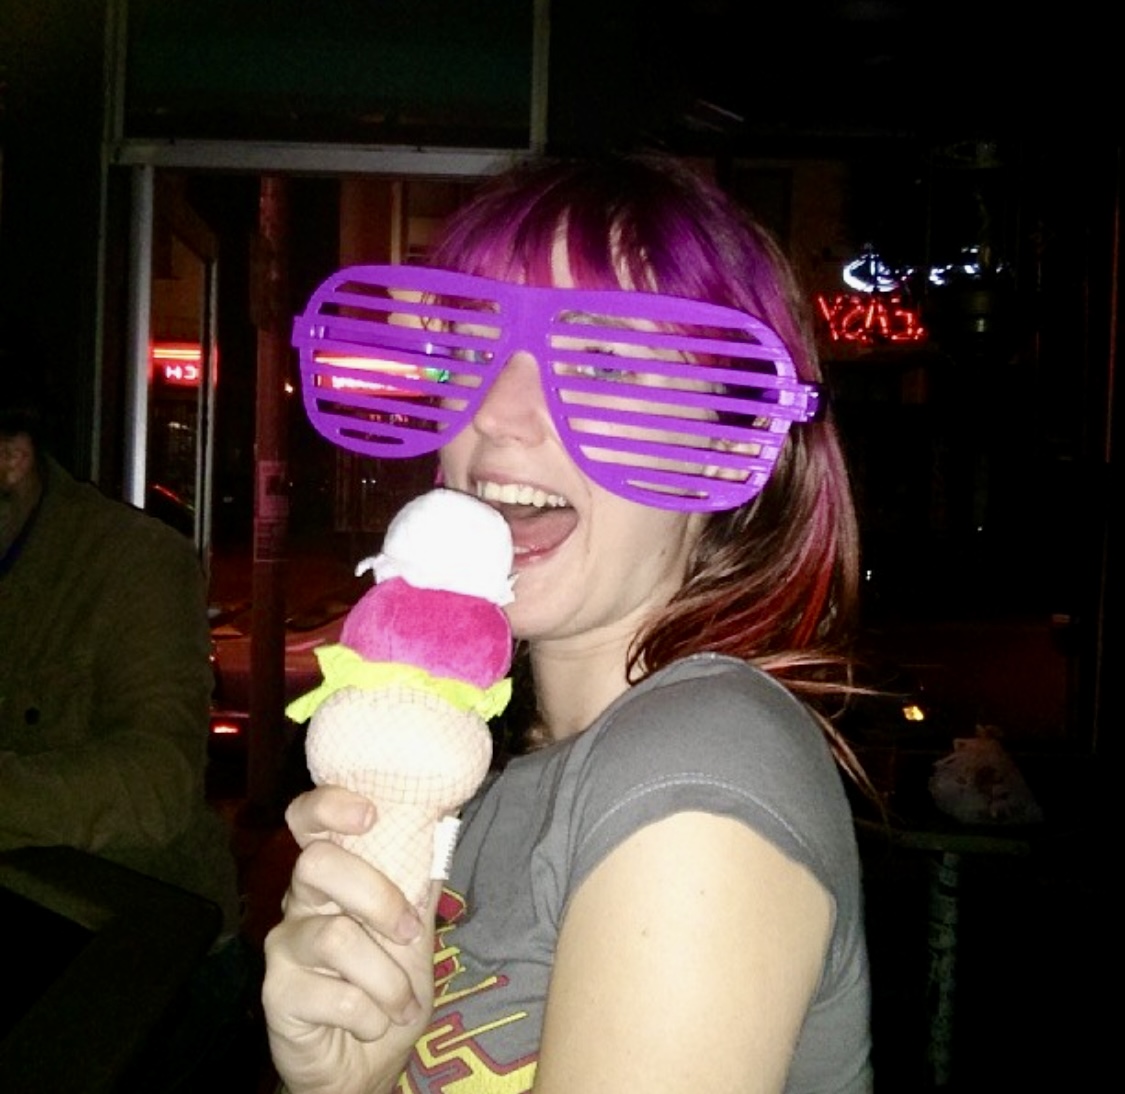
[503,505,578,556]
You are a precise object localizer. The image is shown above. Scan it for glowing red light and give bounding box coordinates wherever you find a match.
[816,293,927,346]
[315,353,429,397]
[152,342,203,387]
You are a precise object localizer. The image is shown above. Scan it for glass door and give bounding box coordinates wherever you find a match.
[147,179,219,555]
[122,168,219,561]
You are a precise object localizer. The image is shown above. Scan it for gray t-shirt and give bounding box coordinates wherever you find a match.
[400,654,872,1092]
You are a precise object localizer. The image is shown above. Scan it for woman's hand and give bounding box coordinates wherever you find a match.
[262,787,437,1094]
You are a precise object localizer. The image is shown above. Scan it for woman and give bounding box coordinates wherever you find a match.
[264,154,872,1093]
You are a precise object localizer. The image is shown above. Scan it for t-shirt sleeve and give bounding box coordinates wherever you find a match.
[562,661,854,909]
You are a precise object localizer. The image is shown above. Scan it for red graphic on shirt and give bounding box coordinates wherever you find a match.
[433,888,469,990]
[395,886,538,1093]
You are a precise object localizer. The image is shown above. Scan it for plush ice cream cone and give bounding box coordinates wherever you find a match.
[305,685,494,907]
[286,489,515,910]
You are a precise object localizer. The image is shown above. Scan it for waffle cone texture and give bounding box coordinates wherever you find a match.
[304,684,493,908]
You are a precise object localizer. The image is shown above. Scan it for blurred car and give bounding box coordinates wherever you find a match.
[209,602,349,716]
[206,599,351,798]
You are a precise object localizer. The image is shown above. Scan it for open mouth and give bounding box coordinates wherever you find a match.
[474,480,577,561]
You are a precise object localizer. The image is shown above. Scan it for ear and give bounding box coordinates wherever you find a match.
[0,432,36,491]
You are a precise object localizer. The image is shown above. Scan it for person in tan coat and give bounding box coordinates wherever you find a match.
[2,371,250,1087]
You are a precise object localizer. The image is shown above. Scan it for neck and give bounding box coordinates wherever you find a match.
[528,628,639,741]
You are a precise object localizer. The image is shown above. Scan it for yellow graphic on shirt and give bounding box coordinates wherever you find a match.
[395,887,538,1093]
[398,1013,538,1092]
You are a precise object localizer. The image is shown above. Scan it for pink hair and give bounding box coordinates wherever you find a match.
[432,155,866,782]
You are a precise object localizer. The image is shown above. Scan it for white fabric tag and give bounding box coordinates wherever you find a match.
[431,815,462,880]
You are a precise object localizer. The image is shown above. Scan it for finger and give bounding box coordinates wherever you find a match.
[285,786,377,848]
[263,956,403,1043]
[264,914,423,1034]
[289,840,424,945]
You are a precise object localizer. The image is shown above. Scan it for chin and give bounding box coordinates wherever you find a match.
[505,604,549,643]
[505,595,574,644]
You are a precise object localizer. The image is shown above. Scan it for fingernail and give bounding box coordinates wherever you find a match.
[352,802,376,830]
[400,996,423,1025]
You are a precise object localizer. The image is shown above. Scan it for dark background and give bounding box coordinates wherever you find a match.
[0,3,1119,1089]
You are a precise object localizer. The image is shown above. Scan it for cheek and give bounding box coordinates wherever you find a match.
[438,438,471,487]
[600,503,701,582]
[556,377,728,503]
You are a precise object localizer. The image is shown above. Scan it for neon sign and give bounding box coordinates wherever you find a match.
[152,342,203,387]
[843,252,906,294]
[816,293,927,345]
[817,245,928,347]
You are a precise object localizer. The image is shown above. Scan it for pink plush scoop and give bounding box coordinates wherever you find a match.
[340,579,511,689]
[285,488,515,907]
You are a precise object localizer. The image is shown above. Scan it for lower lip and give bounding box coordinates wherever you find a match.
[513,542,562,568]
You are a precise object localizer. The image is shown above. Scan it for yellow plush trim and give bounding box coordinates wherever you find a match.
[284,644,512,724]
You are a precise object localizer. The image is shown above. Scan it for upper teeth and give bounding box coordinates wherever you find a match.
[476,481,569,508]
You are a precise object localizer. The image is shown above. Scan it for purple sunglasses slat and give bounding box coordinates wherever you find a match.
[551,375,815,423]
[570,431,781,474]
[560,407,791,453]
[549,327,790,367]
[591,467,768,509]
[549,349,809,396]
[322,292,503,332]
[293,265,822,512]
[308,386,455,424]
[321,425,438,459]
[302,365,450,405]
[295,319,484,361]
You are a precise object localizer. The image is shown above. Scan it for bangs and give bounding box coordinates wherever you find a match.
[428,155,817,381]
[430,180,634,293]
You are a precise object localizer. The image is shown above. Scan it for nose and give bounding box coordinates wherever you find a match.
[471,351,550,446]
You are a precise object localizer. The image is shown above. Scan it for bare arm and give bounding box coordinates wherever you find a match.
[534,811,832,1093]
[263,798,834,1094]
